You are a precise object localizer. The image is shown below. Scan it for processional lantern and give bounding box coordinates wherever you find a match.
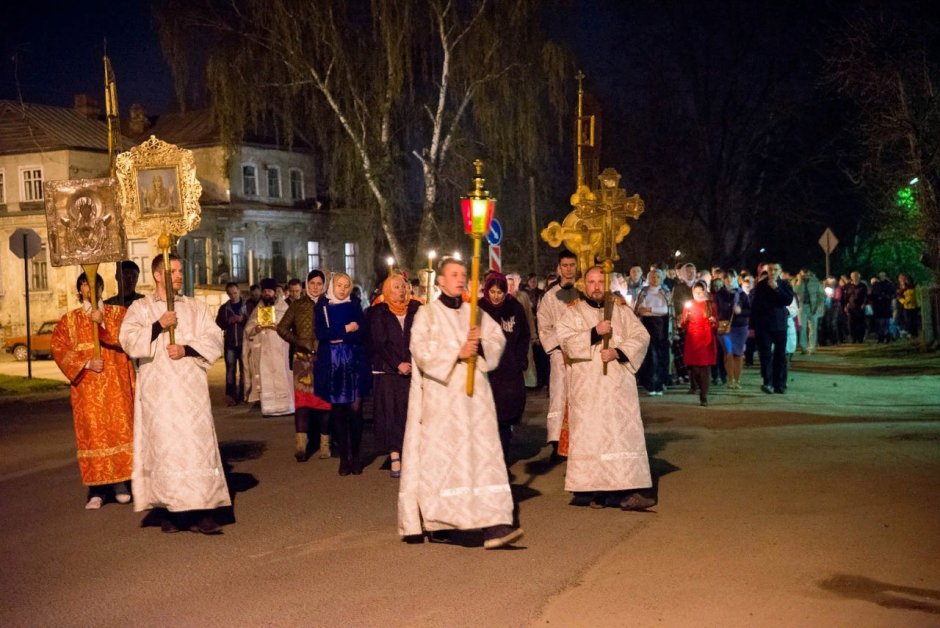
[460,159,496,396]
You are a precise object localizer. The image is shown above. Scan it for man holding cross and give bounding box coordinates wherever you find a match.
[556,265,655,510]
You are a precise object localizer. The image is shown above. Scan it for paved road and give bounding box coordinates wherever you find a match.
[1,348,938,626]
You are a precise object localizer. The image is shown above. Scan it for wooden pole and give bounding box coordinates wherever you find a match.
[158,234,176,344]
[82,263,102,358]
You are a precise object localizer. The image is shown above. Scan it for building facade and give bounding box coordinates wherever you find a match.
[0,100,373,342]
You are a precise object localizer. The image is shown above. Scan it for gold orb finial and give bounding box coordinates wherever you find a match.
[157,233,171,250]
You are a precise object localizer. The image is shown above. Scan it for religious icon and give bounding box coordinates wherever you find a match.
[256,305,277,328]
[136,167,181,216]
[43,178,127,266]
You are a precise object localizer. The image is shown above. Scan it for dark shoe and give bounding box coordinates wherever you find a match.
[700,399,708,407]
[160,516,181,534]
[426,530,453,544]
[338,459,351,476]
[350,458,363,475]
[620,492,657,511]
[569,492,595,507]
[773,387,786,394]
[482,525,524,549]
[761,384,773,394]
[191,514,223,535]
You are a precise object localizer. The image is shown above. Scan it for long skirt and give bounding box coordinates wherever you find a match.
[373,372,409,452]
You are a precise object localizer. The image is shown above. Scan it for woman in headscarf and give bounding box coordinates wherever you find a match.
[277,269,332,462]
[680,280,717,407]
[478,272,531,464]
[634,268,672,396]
[315,272,370,475]
[367,273,420,478]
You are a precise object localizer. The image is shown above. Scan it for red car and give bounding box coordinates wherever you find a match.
[3,320,58,361]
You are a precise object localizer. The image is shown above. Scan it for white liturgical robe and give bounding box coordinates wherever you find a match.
[537,283,574,442]
[244,300,294,416]
[120,294,231,512]
[557,297,652,492]
[398,298,511,536]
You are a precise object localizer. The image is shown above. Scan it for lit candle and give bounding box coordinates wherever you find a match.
[386,256,395,273]
[452,251,462,261]
[427,249,436,271]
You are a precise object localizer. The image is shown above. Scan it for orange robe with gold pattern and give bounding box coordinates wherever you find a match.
[52,306,135,486]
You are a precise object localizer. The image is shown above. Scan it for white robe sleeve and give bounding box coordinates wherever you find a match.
[537,286,560,351]
[477,310,506,373]
[187,301,224,368]
[410,304,461,383]
[612,304,650,375]
[119,298,158,360]
[557,302,594,362]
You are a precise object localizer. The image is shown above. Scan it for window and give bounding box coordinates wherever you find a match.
[21,166,43,202]
[128,239,152,286]
[0,169,5,203]
[30,242,49,290]
[307,241,321,273]
[242,165,257,196]
[272,240,287,283]
[290,168,304,201]
[267,166,281,198]
[344,242,358,279]
[231,238,246,282]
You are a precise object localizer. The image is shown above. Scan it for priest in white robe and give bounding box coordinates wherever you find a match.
[398,257,524,549]
[557,265,656,511]
[537,250,580,451]
[244,278,294,416]
[120,254,231,534]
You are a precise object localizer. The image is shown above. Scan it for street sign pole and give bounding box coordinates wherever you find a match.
[818,228,839,279]
[23,233,32,380]
[825,232,830,279]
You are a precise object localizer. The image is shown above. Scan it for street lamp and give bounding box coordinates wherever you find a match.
[460,159,496,396]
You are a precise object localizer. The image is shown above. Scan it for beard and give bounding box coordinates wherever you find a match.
[261,295,276,306]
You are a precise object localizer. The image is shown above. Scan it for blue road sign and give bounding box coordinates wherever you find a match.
[486,219,503,246]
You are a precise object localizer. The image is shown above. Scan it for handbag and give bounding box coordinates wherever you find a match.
[717,291,737,335]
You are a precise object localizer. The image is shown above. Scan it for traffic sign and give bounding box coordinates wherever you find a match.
[818,228,838,254]
[10,228,42,259]
[489,244,501,272]
[486,219,502,246]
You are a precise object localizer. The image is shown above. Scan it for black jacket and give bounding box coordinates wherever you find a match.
[750,278,794,333]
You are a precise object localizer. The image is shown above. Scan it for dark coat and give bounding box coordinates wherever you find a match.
[479,297,530,424]
[750,278,795,333]
[367,300,420,373]
[314,298,370,401]
[715,287,751,329]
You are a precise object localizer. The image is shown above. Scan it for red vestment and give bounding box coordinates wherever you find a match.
[52,306,135,486]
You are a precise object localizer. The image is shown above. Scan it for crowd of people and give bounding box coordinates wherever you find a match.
[48,249,921,545]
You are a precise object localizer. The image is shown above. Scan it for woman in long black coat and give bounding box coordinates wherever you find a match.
[367,273,420,478]
[479,272,530,464]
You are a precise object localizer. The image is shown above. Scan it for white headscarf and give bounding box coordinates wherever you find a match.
[326,272,352,304]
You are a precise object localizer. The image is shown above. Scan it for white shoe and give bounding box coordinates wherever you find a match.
[115,492,132,504]
[85,496,104,510]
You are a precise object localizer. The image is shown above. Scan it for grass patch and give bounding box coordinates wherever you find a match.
[0,374,69,397]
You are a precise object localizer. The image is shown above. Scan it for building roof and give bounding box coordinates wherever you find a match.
[142,109,306,151]
[0,100,130,155]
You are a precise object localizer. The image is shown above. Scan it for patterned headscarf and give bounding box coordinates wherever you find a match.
[382,273,409,316]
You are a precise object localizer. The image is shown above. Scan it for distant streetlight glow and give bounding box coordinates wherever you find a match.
[759,248,767,254]
[674,249,681,258]
[910,177,920,185]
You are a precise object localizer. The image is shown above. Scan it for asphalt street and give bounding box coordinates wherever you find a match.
[0,348,938,626]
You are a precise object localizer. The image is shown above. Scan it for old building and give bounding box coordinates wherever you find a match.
[0,98,373,344]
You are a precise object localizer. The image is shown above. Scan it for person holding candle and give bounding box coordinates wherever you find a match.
[680,280,717,407]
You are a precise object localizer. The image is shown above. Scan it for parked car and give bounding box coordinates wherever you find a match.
[3,320,58,361]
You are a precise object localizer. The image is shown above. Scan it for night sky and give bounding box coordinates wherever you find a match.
[2,1,929,275]
[1,1,174,113]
